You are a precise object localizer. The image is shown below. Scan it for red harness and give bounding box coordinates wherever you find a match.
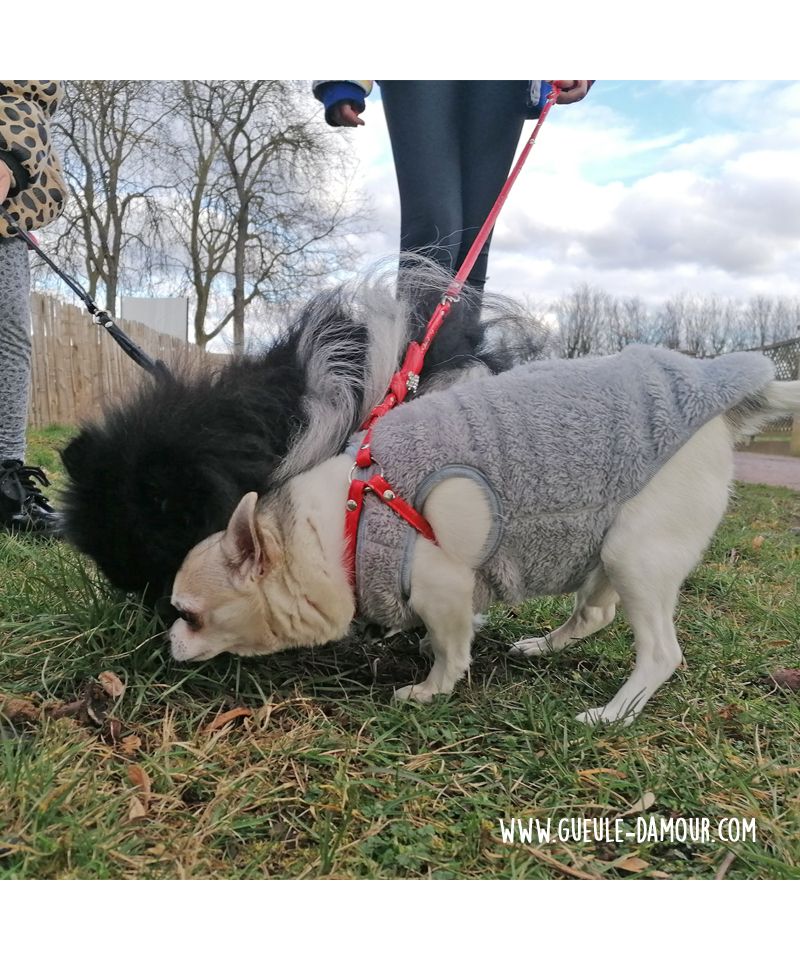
[343,85,561,589]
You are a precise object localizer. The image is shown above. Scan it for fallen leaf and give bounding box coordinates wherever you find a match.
[202,706,253,734]
[98,671,126,698]
[751,535,765,550]
[615,856,649,873]
[577,768,627,781]
[128,764,151,807]
[0,698,39,722]
[119,735,142,757]
[768,669,800,691]
[622,791,656,816]
[128,797,147,822]
[649,870,671,879]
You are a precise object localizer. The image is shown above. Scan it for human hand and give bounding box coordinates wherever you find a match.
[549,81,591,105]
[329,101,365,127]
[0,160,11,204]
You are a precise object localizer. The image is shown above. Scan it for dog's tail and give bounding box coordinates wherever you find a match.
[275,258,548,481]
[726,379,800,441]
[272,265,409,483]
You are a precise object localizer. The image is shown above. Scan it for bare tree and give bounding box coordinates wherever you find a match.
[555,284,613,358]
[744,295,778,349]
[165,80,363,350]
[703,296,738,356]
[605,295,658,351]
[654,294,688,351]
[771,297,800,343]
[46,80,173,312]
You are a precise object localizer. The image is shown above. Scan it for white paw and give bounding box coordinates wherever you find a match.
[472,614,488,632]
[510,635,555,657]
[418,633,433,657]
[394,682,436,704]
[575,706,635,728]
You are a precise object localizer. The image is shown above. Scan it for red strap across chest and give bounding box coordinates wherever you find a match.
[344,428,437,588]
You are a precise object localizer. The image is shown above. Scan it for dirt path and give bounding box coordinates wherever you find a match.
[734,452,800,492]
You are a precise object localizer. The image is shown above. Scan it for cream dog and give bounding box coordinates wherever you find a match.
[168,347,799,725]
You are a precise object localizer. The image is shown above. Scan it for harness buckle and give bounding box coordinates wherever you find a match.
[349,457,384,483]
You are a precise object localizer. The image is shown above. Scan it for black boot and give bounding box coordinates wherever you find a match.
[0,459,62,537]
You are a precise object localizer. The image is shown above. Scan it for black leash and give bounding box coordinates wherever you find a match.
[0,205,170,381]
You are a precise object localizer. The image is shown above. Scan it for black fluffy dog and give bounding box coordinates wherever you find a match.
[61,264,542,601]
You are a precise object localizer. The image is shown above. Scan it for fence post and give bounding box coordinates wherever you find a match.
[791,355,800,456]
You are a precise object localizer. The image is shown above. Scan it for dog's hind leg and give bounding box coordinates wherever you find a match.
[395,538,476,704]
[574,588,683,727]
[575,418,733,726]
[511,566,618,658]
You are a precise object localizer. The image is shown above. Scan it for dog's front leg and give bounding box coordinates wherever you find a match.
[394,538,475,704]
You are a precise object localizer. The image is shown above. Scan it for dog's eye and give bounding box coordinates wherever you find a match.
[178,609,201,631]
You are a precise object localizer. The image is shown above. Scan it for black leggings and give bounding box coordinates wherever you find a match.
[380,81,528,293]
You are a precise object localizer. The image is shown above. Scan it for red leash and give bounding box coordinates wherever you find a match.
[345,84,562,586]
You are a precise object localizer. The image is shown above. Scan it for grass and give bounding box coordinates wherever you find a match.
[0,427,798,879]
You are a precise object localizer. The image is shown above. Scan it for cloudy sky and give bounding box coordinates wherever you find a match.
[338,80,800,309]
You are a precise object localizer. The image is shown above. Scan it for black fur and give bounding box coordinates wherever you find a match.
[61,331,310,596]
[61,272,531,602]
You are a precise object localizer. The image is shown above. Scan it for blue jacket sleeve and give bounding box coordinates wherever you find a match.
[314,81,369,125]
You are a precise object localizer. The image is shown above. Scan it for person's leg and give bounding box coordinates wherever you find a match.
[380,81,499,376]
[0,236,32,462]
[456,81,528,293]
[0,236,59,535]
[380,81,463,277]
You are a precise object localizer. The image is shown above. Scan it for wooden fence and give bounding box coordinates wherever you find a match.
[26,295,800,453]
[28,293,226,428]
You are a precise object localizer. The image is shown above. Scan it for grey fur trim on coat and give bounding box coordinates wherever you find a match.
[351,345,775,628]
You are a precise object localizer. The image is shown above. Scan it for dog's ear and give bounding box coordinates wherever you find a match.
[221,492,277,582]
[60,429,99,481]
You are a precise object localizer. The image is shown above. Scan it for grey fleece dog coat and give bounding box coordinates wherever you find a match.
[351,345,774,629]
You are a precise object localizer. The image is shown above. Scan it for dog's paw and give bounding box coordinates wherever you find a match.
[575,705,635,728]
[394,682,436,704]
[510,635,554,657]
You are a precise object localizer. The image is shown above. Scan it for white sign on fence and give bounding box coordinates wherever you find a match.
[120,297,189,341]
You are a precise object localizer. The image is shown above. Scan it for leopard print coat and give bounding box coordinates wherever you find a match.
[0,80,67,236]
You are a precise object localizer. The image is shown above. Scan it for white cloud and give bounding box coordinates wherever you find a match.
[331,82,800,307]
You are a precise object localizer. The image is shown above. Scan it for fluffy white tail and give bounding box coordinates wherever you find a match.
[728,379,800,441]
